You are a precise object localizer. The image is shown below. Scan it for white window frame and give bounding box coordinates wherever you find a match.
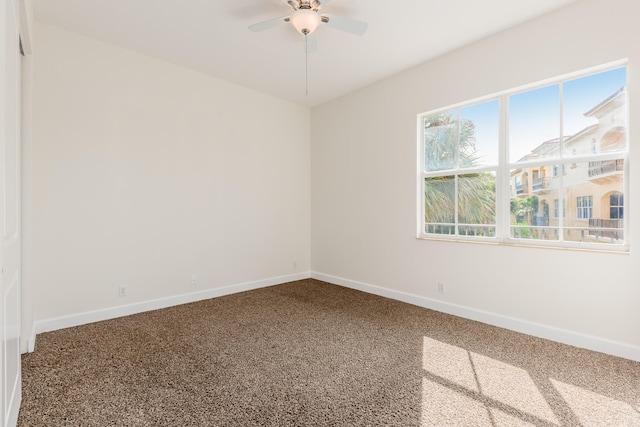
[417,61,629,252]
[576,196,593,220]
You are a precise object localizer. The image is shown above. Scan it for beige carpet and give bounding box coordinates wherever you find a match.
[19,279,640,426]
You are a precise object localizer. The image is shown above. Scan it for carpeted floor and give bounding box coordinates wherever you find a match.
[19,279,640,426]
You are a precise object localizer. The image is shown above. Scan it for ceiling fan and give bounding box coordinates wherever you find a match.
[248,0,368,38]
[249,0,367,96]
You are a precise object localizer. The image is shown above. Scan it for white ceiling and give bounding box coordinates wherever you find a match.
[33,0,579,108]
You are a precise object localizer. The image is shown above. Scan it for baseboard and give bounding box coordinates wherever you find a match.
[19,324,36,354]
[34,272,311,339]
[6,372,21,427]
[27,324,36,353]
[311,271,640,362]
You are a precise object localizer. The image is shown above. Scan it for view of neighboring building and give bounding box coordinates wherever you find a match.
[510,87,626,244]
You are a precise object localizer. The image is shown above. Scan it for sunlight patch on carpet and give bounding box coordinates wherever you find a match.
[421,336,558,425]
[422,336,479,392]
[471,351,556,423]
[551,378,640,426]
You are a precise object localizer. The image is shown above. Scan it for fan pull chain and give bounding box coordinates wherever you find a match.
[304,33,309,96]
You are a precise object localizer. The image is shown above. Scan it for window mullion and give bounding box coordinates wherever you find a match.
[418,118,425,236]
[558,82,565,242]
[622,89,630,246]
[498,95,510,242]
[455,110,460,236]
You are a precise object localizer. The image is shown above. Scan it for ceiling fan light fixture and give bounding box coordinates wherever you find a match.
[290,9,321,35]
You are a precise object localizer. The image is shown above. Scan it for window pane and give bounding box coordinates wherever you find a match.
[424,176,455,234]
[510,165,560,241]
[509,85,560,163]
[458,173,496,237]
[510,165,556,199]
[564,67,627,156]
[459,100,499,168]
[509,182,560,241]
[424,110,457,172]
[563,161,624,244]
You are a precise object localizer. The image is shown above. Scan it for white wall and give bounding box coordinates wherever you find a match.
[311,0,640,360]
[3,0,25,424]
[27,24,311,327]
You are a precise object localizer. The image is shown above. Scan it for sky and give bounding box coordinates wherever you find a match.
[454,66,626,166]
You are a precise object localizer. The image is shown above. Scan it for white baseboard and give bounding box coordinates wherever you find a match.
[19,325,36,354]
[33,272,311,340]
[6,373,20,427]
[27,324,36,353]
[311,271,640,362]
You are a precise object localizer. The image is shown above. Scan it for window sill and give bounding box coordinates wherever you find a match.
[416,235,630,254]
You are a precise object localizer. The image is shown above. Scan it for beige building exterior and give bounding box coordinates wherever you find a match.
[510,87,626,243]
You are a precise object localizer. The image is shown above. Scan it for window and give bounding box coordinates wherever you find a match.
[419,64,628,250]
[576,196,593,219]
[553,164,566,176]
[554,199,566,218]
[422,101,498,237]
[610,193,624,219]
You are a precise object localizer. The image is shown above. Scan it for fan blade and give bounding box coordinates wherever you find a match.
[305,33,318,53]
[282,0,299,9]
[248,16,289,32]
[322,14,368,35]
[315,0,330,8]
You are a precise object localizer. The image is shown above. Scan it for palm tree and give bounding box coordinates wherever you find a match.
[424,112,478,171]
[423,113,496,232]
[510,196,539,224]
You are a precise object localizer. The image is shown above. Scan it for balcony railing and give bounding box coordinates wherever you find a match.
[510,219,624,243]
[515,183,524,194]
[532,215,549,226]
[588,159,624,177]
[589,218,623,240]
[532,177,549,192]
[424,223,496,237]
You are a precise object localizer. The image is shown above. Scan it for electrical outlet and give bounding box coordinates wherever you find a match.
[118,285,127,297]
[191,274,197,286]
[292,260,297,269]
[437,282,446,294]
